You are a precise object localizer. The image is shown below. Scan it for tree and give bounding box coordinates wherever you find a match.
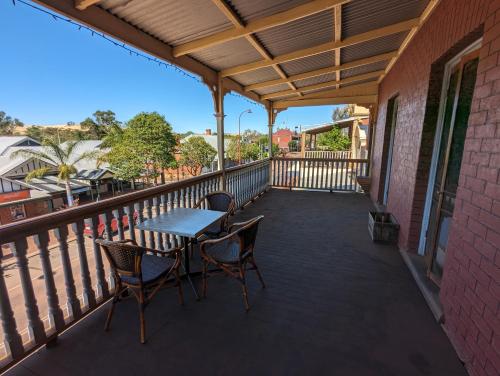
[104,112,177,184]
[11,138,98,206]
[332,104,354,121]
[317,127,351,151]
[0,111,23,135]
[81,110,121,139]
[26,126,86,143]
[179,136,217,176]
[227,137,261,162]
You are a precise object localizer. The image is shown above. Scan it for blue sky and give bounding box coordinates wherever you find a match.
[0,1,337,135]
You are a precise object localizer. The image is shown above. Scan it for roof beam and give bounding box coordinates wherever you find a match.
[221,17,419,77]
[261,70,384,100]
[274,95,378,109]
[296,81,378,101]
[333,4,342,88]
[34,0,265,106]
[173,0,349,57]
[379,0,441,83]
[210,0,301,96]
[74,0,100,10]
[245,50,397,91]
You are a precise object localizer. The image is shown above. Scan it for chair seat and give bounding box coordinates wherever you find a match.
[206,239,241,263]
[121,254,175,285]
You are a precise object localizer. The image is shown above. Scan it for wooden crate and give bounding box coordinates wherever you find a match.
[368,211,399,243]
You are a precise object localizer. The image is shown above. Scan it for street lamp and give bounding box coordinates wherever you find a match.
[238,109,252,164]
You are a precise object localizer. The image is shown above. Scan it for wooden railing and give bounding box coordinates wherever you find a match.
[0,159,270,371]
[304,150,352,159]
[271,157,368,192]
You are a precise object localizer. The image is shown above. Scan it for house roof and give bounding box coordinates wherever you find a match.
[182,134,230,151]
[12,175,90,194]
[75,168,114,181]
[36,0,438,109]
[0,136,41,156]
[302,115,369,134]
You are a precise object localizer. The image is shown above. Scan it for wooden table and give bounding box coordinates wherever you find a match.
[135,207,226,299]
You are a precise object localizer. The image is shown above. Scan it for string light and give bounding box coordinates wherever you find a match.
[11,0,262,108]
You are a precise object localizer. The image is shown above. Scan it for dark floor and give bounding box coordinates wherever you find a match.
[6,189,466,376]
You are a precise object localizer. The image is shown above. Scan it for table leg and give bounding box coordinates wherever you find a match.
[182,236,200,300]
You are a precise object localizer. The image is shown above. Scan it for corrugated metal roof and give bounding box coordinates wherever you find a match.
[255,83,293,95]
[340,59,389,79]
[228,0,311,23]
[232,67,281,86]
[281,51,335,76]
[295,72,337,89]
[190,38,263,71]
[255,10,334,57]
[342,0,429,39]
[99,0,233,46]
[341,32,408,64]
[340,77,379,89]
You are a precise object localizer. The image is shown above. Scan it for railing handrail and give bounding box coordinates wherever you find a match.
[273,157,368,163]
[0,159,270,244]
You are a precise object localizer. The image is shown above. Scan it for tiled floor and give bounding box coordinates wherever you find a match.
[6,189,466,376]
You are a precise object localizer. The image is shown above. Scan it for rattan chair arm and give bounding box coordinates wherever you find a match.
[228,215,264,233]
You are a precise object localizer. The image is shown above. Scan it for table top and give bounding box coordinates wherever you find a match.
[135,207,226,238]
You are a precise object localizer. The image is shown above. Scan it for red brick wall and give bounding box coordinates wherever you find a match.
[370,1,500,375]
[370,0,489,251]
[440,2,500,375]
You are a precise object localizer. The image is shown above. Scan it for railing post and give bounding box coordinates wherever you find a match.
[72,220,96,308]
[33,232,65,332]
[53,226,82,320]
[0,246,24,360]
[9,238,47,345]
[85,216,109,299]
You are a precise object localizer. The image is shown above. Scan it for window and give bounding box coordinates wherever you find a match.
[10,204,26,221]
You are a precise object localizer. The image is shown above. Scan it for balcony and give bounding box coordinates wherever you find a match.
[1,162,465,375]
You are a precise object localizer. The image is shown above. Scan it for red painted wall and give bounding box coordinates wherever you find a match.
[370,1,499,375]
[0,190,30,203]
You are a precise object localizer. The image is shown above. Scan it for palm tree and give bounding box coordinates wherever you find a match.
[11,138,99,207]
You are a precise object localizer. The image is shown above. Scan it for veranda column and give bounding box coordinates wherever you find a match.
[212,75,226,190]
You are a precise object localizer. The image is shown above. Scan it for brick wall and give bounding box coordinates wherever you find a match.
[440,2,500,375]
[370,1,500,375]
[370,0,489,251]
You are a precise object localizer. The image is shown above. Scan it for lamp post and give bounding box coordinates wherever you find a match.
[238,109,252,164]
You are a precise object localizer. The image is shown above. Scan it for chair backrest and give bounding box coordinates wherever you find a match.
[205,191,235,213]
[234,215,264,256]
[96,239,142,278]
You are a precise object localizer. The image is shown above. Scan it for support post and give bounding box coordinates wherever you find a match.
[211,75,227,190]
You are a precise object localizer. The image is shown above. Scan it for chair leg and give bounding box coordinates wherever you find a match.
[104,286,121,331]
[138,289,146,344]
[250,259,266,289]
[239,267,250,312]
[174,269,184,306]
[202,260,208,298]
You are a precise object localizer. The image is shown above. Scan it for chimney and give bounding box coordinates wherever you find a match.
[205,129,212,135]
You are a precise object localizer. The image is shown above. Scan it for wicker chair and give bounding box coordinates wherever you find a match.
[193,191,235,239]
[96,239,184,343]
[199,215,265,311]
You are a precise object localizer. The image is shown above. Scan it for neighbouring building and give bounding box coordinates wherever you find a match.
[272,128,300,151]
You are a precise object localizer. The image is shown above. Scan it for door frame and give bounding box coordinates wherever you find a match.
[418,39,482,255]
[382,97,398,205]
